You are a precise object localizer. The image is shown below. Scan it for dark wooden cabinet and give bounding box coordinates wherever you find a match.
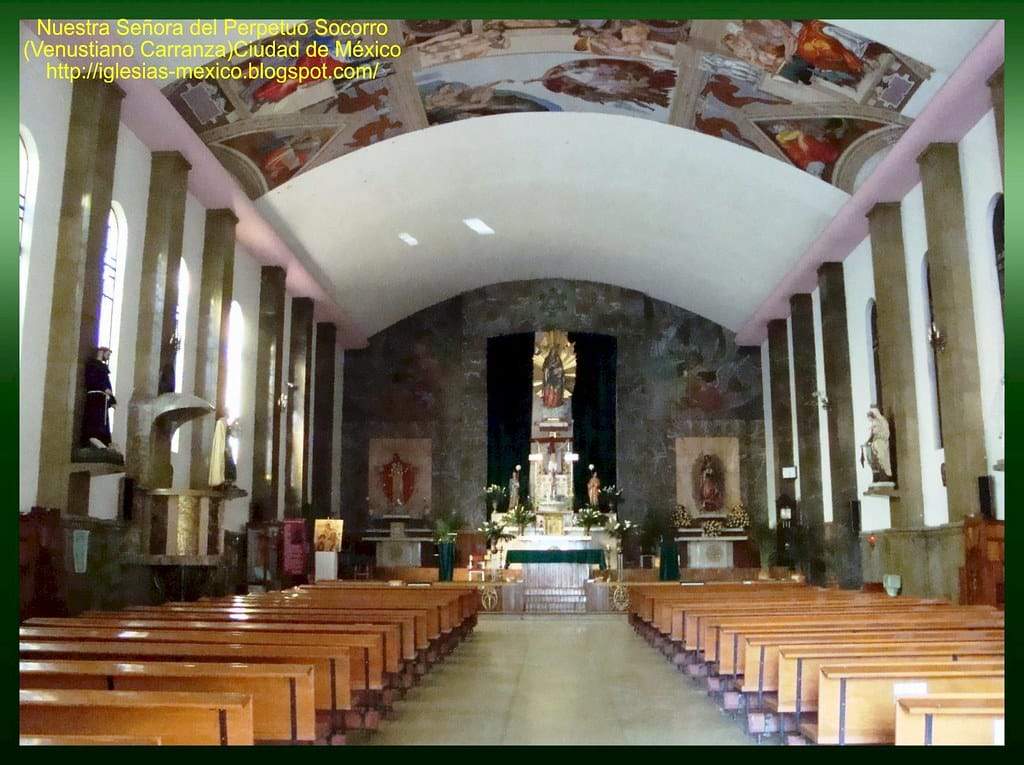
[959,515,1004,608]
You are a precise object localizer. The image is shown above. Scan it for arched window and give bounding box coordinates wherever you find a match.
[225,300,245,464]
[170,260,191,452]
[993,193,1004,319]
[96,206,126,354]
[866,300,883,409]
[924,262,944,448]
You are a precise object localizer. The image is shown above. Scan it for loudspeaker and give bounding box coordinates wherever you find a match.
[850,499,861,534]
[978,475,995,519]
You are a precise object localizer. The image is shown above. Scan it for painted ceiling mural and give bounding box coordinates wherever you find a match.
[161,19,933,198]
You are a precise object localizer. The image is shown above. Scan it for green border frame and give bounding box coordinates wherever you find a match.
[7,1,1018,753]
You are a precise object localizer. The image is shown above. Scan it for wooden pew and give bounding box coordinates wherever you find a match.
[19,640,351,736]
[19,689,254,745]
[20,660,316,743]
[20,625,388,709]
[810,662,1005,744]
[775,643,1005,724]
[20,735,163,745]
[895,694,1004,745]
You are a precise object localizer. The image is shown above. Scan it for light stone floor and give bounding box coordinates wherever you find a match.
[348,614,749,745]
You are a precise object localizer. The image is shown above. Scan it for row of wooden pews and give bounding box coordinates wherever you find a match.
[20,581,479,745]
[627,581,1004,745]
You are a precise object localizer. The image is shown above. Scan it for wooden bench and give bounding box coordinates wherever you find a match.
[19,640,352,735]
[20,625,388,708]
[20,689,254,745]
[20,659,316,743]
[895,694,1004,745]
[20,734,163,745]
[810,662,1005,744]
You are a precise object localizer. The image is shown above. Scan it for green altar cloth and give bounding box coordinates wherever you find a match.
[505,549,606,569]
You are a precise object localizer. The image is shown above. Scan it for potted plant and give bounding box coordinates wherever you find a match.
[747,516,777,576]
[575,505,605,536]
[605,517,635,575]
[432,509,464,582]
[505,502,537,537]
[478,519,514,551]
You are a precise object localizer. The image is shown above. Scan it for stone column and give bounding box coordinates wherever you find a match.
[917,143,989,521]
[190,209,237,487]
[817,263,863,587]
[311,322,337,518]
[125,152,192,489]
[766,319,796,501]
[987,66,1004,181]
[251,267,286,522]
[867,202,924,528]
[284,297,314,517]
[790,294,826,582]
[36,78,124,510]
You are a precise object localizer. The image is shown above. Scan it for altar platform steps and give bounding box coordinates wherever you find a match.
[524,587,587,614]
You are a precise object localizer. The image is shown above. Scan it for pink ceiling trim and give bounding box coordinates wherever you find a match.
[735,20,1004,346]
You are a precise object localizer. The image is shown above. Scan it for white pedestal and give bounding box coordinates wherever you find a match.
[315,551,339,581]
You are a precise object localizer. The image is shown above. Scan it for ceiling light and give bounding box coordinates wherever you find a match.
[398,232,418,246]
[463,218,495,235]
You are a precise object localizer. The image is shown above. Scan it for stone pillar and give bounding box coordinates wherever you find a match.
[311,322,337,518]
[817,263,863,587]
[190,209,237,487]
[251,266,286,522]
[284,297,314,517]
[790,294,825,582]
[867,202,924,528]
[987,66,1004,181]
[36,78,124,510]
[917,143,989,522]
[125,152,192,489]
[766,320,796,501]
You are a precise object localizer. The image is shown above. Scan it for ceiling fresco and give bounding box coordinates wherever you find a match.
[161,19,936,198]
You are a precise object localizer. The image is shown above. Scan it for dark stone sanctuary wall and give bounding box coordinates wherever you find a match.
[341,280,765,530]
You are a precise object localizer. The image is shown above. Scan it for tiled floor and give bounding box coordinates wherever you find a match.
[349,613,748,745]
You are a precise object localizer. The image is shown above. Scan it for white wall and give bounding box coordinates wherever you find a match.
[842,239,891,531]
[19,24,71,512]
[899,185,949,527]
[223,243,262,533]
[959,110,1005,519]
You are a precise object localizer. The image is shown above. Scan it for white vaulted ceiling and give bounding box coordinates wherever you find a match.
[257,111,849,339]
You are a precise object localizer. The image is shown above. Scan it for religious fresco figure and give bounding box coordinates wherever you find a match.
[379,453,417,506]
[861,407,893,483]
[81,346,117,449]
[542,346,566,408]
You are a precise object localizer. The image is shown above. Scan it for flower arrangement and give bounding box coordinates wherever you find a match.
[672,504,692,529]
[505,503,537,535]
[575,505,605,534]
[701,519,723,538]
[478,519,514,549]
[599,485,624,501]
[484,484,508,501]
[605,518,635,541]
[725,503,750,529]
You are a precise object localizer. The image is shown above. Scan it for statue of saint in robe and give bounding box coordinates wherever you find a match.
[698,454,723,512]
[508,466,520,509]
[860,408,893,482]
[587,470,601,507]
[542,348,565,408]
[81,347,117,449]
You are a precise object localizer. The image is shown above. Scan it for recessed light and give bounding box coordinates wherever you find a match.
[463,218,495,235]
[398,232,418,246]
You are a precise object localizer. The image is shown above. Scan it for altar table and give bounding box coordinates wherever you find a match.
[505,549,607,568]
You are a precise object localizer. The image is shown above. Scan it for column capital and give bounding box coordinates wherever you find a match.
[151,150,193,174]
[816,261,844,279]
[866,200,902,223]
[915,141,958,167]
[206,207,239,227]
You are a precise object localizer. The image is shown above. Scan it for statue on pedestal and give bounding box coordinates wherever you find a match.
[587,465,601,507]
[697,454,724,512]
[81,346,117,450]
[860,407,893,483]
[508,465,521,510]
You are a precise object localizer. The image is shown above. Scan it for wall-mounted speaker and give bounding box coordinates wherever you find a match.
[978,475,995,519]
